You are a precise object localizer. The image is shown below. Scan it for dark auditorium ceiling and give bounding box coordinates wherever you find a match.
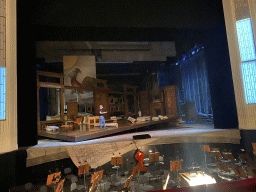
[19,0,226,86]
[28,0,224,30]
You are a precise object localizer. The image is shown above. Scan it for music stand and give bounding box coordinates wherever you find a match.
[149,152,160,162]
[78,164,90,191]
[55,178,65,192]
[111,156,123,176]
[247,167,256,177]
[91,170,104,183]
[90,170,104,192]
[46,172,61,191]
[252,143,256,156]
[231,164,247,178]
[222,152,236,162]
[170,160,183,187]
[239,153,252,164]
[210,151,223,165]
[201,145,210,168]
[216,162,230,173]
[149,152,160,170]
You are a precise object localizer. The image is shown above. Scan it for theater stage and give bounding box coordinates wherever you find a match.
[38,118,181,142]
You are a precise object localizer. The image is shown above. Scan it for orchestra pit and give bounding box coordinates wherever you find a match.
[2,0,256,191]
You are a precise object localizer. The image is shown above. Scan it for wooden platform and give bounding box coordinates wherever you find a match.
[38,118,180,142]
[28,128,240,167]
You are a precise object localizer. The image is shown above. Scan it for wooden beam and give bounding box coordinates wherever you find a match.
[39,82,62,89]
[37,71,64,78]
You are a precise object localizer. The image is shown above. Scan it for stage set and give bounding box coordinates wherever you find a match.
[37,60,181,142]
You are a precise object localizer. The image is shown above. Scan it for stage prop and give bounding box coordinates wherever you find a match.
[139,91,151,116]
[124,85,138,118]
[37,71,64,132]
[94,121,119,128]
[37,71,111,133]
[63,55,96,87]
[66,101,78,120]
[140,86,178,119]
[109,94,125,116]
[45,126,59,134]
[37,63,180,141]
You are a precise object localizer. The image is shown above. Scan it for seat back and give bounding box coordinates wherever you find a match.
[71,183,77,191]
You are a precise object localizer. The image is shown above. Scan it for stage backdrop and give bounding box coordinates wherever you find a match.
[63,55,96,86]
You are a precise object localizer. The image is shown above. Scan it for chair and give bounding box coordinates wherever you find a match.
[66,174,74,180]
[153,170,163,180]
[71,175,78,183]
[239,153,252,164]
[39,185,47,192]
[74,116,84,131]
[64,167,72,175]
[222,152,236,162]
[138,175,154,191]
[216,162,231,173]
[247,167,256,178]
[141,185,154,191]
[138,175,148,185]
[88,116,96,129]
[98,181,111,191]
[210,151,223,162]
[71,183,77,191]
[231,164,247,178]
[105,182,111,191]
[252,143,256,156]
[77,184,86,191]
[110,174,121,189]
[95,116,100,124]
[24,182,33,190]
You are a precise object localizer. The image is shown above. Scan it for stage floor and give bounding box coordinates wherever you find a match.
[38,118,180,142]
[28,125,240,167]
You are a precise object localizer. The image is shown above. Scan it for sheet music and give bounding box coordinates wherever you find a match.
[66,141,131,168]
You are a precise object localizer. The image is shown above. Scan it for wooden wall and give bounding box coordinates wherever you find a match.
[222,0,256,130]
[0,1,18,153]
